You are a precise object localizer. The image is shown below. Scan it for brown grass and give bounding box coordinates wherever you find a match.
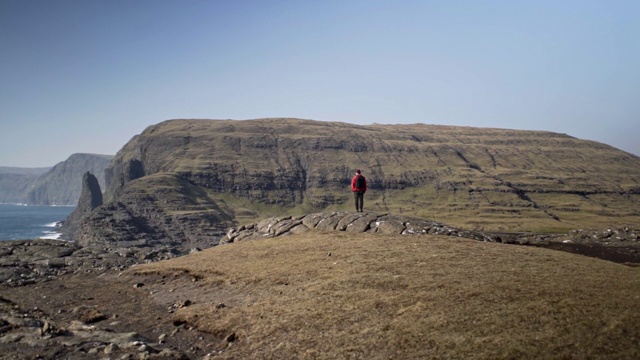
[132,231,640,359]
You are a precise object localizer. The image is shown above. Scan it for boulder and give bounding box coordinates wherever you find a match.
[345,214,378,233]
[315,213,344,231]
[374,216,407,235]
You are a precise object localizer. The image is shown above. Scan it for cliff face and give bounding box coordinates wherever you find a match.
[26,153,114,205]
[0,167,50,204]
[69,118,640,248]
[0,154,113,206]
[62,172,103,243]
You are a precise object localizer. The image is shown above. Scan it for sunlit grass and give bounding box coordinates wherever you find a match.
[133,231,640,359]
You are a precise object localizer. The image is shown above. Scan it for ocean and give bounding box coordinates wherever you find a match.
[0,204,75,241]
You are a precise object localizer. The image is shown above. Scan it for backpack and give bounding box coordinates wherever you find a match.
[355,175,365,189]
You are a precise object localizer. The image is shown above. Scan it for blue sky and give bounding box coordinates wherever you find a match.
[1,0,639,167]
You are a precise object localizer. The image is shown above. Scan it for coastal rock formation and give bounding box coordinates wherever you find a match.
[0,239,80,286]
[0,239,180,287]
[26,153,113,205]
[61,172,103,243]
[64,118,640,246]
[78,171,103,213]
[68,173,232,251]
[0,153,113,206]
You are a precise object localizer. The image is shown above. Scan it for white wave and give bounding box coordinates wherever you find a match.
[38,231,62,240]
[44,222,61,227]
[0,203,75,207]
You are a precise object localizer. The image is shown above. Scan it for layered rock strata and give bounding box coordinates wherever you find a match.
[59,118,640,246]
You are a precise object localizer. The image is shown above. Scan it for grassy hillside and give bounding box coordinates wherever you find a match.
[132,231,640,359]
[102,119,640,234]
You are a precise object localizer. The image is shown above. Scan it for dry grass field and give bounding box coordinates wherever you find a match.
[132,231,640,359]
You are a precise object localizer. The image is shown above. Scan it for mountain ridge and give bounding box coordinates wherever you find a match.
[65,118,640,249]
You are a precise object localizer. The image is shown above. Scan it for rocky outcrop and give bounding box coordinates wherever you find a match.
[78,171,103,213]
[6,214,637,291]
[0,263,191,359]
[66,173,232,251]
[0,239,80,286]
[61,172,103,243]
[224,212,503,244]
[226,212,640,245]
[224,212,640,266]
[0,239,182,287]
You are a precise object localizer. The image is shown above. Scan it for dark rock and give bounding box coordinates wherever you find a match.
[62,172,103,242]
[225,332,236,342]
[45,258,66,268]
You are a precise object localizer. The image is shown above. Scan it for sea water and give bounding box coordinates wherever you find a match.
[0,204,75,241]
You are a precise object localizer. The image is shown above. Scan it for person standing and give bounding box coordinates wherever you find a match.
[351,169,367,212]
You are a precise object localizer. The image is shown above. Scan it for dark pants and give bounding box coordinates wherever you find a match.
[354,191,364,212]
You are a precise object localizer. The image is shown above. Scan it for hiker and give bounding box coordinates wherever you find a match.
[351,169,367,212]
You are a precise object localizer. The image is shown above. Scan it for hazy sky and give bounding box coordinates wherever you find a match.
[1,0,639,167]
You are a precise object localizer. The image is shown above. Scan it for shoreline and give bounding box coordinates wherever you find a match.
[0,203,75,207]
[0,204,73,241]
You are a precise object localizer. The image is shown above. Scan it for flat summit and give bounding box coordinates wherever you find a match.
[65,118,640,249]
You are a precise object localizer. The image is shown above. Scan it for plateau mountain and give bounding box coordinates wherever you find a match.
[64,118,640,250]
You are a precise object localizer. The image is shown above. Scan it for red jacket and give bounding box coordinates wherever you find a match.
[351,174,367,192]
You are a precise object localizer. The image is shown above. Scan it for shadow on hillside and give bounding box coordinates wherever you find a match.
[530,242,640,267]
